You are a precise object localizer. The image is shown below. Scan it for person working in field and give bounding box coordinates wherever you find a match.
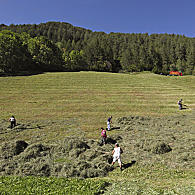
[101,127,107,145]
[107,116,112,131]
[9,115,16,129]
[112,143,123,171]
[177,99,183,110]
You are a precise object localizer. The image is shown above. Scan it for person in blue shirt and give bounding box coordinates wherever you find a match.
[177,99,183,110]
[107,116,112,131]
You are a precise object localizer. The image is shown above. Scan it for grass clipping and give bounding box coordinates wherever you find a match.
[0,137,115,178]
[0,114,194,178]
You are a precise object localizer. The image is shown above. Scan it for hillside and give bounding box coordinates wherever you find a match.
[0,72,194,194]
[0,22,195,74]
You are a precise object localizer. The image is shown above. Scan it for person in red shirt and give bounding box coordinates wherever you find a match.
[101,127,107,145]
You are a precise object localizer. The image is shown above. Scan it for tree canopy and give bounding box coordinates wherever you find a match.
[0,22,194,75]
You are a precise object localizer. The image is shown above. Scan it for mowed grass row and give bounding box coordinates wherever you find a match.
[104,164,195,195]
[0,72,194,194]
[0,71,194,141]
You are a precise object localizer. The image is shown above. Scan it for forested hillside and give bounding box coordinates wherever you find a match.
[0,22,194,74]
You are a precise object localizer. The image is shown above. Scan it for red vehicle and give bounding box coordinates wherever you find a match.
[169,71,183,76]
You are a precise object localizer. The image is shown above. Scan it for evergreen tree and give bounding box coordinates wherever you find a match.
[0,22,194,74]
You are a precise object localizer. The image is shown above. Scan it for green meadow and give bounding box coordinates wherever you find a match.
[0,72,194,141]
[0,72,194,194]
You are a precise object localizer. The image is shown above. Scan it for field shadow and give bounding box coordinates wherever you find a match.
[8,123,45,131]
[99,135,122,146]
[110,127,120,131]
[0,71,44,77]
[123,160,136,169]
[181,107,189,110]
[106,137,116,144]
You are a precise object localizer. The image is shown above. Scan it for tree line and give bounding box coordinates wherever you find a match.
[0,22,194,75]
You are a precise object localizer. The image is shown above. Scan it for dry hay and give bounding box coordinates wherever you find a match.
[0,114,194,178]
[0,137,115,178]
[151,142,172,154]
[112,114,194,169]
[0,140,28,159]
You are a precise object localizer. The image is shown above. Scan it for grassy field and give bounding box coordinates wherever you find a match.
[104,164,195,195]
[0,176,107,194]
[0,71,194,141]
[0,71,194,194]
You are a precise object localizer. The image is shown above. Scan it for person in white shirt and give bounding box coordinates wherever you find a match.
[9,115,16,129]
[112,143,123,170]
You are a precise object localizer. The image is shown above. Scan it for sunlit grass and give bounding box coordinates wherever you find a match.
[0,71,194,142]
[0,71,194,194]
[0,176,107,194]
[104,164,195,194]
